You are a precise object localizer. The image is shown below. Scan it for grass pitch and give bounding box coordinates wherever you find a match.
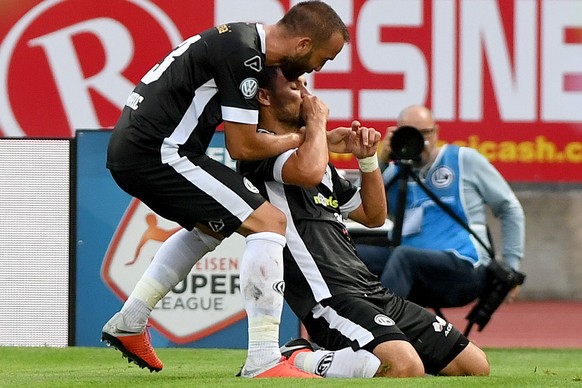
[1,346,581,387]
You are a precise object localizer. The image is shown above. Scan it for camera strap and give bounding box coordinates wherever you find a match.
[389,167,525,337]
[408,170,496,259]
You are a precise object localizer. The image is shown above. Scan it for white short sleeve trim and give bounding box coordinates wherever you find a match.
[222,106,258,124]
[273,149,297,183]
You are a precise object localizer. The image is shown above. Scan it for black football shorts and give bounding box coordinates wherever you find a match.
[303,290,468,374]
[109,154,265,236]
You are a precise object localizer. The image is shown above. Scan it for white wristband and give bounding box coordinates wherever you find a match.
[357,155,379,173]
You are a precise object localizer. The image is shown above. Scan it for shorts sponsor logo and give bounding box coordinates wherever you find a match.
[209,219,225,233]
[239,77,258,99]
[433,316,446,332]
[432,315,452,335]
[101,199,246,344]
[315,353,334,377]
[431,166,454,188]
[374,314,395,326]
[243,177,260,193]
[244,55,262,72]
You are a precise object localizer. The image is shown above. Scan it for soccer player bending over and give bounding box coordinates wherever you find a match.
[238,67,490,378]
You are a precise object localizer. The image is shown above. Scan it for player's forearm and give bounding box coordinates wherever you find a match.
[359,167,387,227]
[499,204,526,270]
[227,131,302,160]
[283,121,328,187]
[294,124,328,177]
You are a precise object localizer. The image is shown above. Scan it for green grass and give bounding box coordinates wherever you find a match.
[0,347,581,387]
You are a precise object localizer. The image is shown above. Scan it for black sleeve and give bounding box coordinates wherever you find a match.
[330,165,359,207]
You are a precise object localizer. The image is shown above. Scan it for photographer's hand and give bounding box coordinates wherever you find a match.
[507,285,521,303]
[379,126,398,165]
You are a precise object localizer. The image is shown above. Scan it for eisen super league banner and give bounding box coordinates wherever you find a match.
[75,130,300,347]
[1,0,581,182]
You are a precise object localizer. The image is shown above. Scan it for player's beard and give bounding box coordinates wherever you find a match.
[274,101,305,129]
[280,52,312,81]
[279,110,305,129]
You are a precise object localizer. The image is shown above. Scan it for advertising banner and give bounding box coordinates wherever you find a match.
[1,1,581,180]
[75,130,299,347]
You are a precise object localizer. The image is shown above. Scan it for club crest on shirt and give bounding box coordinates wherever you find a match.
[243,177,260,193]
[374,314,395,326]
[431,166,454,188]
[240,78,258,99]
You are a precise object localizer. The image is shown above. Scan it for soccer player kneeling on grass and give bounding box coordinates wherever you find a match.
[238,67,490,378]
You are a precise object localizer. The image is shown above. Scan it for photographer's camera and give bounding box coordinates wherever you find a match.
[390,125,425,161]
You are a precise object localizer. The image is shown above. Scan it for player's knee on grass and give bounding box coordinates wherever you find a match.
[373,340,425,377]
[439,342,490,376]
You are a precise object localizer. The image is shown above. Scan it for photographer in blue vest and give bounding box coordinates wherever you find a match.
[356,105,525,309]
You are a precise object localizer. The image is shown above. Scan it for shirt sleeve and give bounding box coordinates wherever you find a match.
[238,148,297,184]
[461,147,525,270]
[214,46,261,125]
[333,166,362,217]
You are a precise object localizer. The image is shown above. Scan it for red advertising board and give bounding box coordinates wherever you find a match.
[1,0,581,182]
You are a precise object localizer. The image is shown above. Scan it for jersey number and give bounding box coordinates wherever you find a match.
[141,35,202,85]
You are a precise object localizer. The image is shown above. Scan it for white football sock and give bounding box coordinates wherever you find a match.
[239,232,286,377]
[295,348,381,378]
[120,228,220,331]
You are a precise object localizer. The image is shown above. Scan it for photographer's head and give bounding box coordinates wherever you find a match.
[396,105,440,167]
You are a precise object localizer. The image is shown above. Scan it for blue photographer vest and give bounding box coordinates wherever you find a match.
[387,145,479,265]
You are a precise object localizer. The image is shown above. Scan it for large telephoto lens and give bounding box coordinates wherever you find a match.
[390,125,425,161]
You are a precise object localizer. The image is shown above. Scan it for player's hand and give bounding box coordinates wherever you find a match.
[301,94,328,130]
[327,126,356,153]
[349,121,381,159]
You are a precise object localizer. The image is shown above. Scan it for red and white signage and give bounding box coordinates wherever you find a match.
[101,199,247,343]
[1,0,581,181]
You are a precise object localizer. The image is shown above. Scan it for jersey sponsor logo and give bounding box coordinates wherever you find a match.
[243,177,260,193]
[101,199,246,344]
[374,314,395,326]
[244,55,262,72]
[315,352,334,377]
[313,193,339,208]
[239,77,258,99]
[431,166,454,188]
[272,280,285,295]
[125,92,144,110]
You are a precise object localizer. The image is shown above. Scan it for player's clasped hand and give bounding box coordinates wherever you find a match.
[348,120,381,159]
[301,94,329,127]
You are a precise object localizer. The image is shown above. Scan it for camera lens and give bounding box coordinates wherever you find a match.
[390,125,425,161]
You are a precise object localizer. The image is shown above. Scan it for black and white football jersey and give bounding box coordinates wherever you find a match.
[239,151,385,319]
[108,23,266,170]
